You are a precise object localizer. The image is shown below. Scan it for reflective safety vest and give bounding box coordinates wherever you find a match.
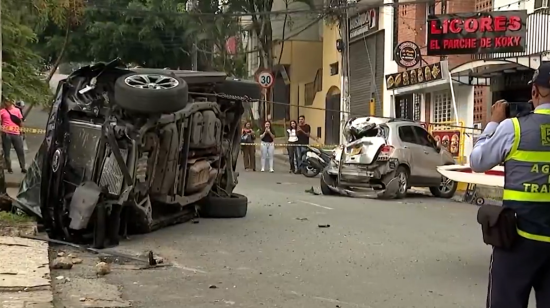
[503,109,550,242]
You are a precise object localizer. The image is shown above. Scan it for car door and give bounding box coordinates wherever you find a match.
[397,125,426,179]
[411,126,443,184]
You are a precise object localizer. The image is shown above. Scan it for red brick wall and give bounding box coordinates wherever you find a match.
[396,0,489,126]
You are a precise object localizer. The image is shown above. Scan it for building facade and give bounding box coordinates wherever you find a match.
[348,7,385,117]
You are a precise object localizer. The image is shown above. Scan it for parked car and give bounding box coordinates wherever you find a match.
[320,117,457,199]
[14,59,260,248]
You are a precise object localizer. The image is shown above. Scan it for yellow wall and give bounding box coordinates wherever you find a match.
[273,40,323,121]
[271,22,341,144]
[301,22,341,143]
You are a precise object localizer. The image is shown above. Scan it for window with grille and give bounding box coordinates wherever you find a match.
[431,90,454,123]
[535,0,549,10]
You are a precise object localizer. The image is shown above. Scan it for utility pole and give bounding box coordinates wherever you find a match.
[339,0,350,144]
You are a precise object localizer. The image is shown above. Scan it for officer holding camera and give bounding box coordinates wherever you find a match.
[470,62,550,308]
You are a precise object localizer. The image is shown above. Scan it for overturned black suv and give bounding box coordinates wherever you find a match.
[15,59,258,248]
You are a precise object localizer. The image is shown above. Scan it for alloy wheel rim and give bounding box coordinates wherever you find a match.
[439,176,454,193]
[124,74,179,90]
[398,172,407,193]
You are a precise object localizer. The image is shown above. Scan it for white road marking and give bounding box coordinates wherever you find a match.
[288,291,372,308]
[170,261,208,274]
[297,200,333,210]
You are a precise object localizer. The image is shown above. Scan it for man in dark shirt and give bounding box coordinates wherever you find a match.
[295,115,311,174]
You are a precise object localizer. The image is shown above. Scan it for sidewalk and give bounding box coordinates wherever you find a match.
[0,236,53,308]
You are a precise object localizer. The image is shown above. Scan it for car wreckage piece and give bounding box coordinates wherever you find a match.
[13,59,259,248]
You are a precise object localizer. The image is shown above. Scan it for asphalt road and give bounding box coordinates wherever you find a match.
[51,157,536,308]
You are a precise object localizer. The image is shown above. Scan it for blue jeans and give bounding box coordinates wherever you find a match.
[295,146,307,171]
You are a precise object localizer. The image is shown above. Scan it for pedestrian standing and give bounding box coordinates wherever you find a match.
[0,98,26,174]
[260,121,275,173]
[470,62,550,308]
[286,120,299,173]
[295,115,311,174]
[241,122,256,171]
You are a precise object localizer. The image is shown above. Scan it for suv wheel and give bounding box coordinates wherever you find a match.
[430,176,458,199]
[394,166,409,199]
[114,72,188,114]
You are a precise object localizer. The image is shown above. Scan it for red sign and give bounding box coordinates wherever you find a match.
[426,10,527,56]
[432,130,461,157]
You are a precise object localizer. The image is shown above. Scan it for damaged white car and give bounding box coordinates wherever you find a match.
[320,117,458,199]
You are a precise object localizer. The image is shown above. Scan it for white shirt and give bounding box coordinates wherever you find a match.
[287,129,298,142]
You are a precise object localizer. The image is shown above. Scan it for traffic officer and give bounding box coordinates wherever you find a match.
[470,62,550,308]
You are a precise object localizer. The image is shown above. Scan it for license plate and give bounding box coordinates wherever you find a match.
[345,171,374,177]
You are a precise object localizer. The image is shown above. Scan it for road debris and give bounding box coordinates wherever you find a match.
[95,262,111,276]
[305,186,321,195]
[296,218,308,221]
[318,224,331,228]
[51,257,73,269]
[209,284,218,289]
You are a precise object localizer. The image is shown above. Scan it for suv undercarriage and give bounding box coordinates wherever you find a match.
[14,59,258,248]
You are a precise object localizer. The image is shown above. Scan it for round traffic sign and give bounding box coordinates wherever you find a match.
[257,70,274,88]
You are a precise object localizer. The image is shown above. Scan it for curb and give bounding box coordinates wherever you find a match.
[0,234,53,307]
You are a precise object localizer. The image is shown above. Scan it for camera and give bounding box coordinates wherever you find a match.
[504,100,534,118]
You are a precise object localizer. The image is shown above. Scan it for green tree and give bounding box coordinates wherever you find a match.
[36,0,194,69]
[1,0,50,105]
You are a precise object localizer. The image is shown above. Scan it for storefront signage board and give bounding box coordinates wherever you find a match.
[426,10,527,56]
[395,41,422,68]
[385,62,443,90]
[349,9,378,39]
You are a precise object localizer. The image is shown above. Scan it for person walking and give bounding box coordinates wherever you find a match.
[470,62,550,308]
[286,120,299,173]
[260,121,275,173]
[295,115,311,174]
[0,98,26,173]
[241,122,256,171]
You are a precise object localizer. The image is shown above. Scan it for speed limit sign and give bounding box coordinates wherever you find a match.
[257,70,274,88]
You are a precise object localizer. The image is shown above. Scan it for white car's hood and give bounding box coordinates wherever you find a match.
[437,164,504,188]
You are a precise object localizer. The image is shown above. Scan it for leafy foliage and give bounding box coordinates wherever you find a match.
[1,0,50,105]
[36,0,194,69]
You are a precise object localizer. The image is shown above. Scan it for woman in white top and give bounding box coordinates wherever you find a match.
[287,120,299,173]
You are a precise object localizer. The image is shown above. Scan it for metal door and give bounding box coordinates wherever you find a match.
[324,94,341,145]
[395,94,414,120]
[349,31,385,117]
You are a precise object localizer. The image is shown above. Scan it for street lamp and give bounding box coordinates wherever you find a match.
[186,0,199,71]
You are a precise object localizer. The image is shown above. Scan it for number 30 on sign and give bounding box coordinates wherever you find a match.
[257,70,274,88]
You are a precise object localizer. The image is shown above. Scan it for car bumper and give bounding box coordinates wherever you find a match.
[323,160,400,199]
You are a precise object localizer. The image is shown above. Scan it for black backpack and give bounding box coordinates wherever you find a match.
[5,109,22,126]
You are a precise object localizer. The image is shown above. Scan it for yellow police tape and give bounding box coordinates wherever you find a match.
[241,142,338,148]
[2,126,47,134]
[0,127,340,148]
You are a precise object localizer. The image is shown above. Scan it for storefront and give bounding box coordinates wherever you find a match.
[385,60,475,161]
[433,10,548,114]
[348,8,385,117]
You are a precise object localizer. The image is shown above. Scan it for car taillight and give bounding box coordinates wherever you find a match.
[377,145,394,161]
[380,145,394,153]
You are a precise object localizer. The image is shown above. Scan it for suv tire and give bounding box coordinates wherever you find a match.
[114,72,188,114]
[320,170,335,195]
[429,177,458,199]
[198,193,248,218]
[394,166,409,199]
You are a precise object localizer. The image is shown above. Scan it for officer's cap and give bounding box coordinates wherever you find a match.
[529,62,550,89]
